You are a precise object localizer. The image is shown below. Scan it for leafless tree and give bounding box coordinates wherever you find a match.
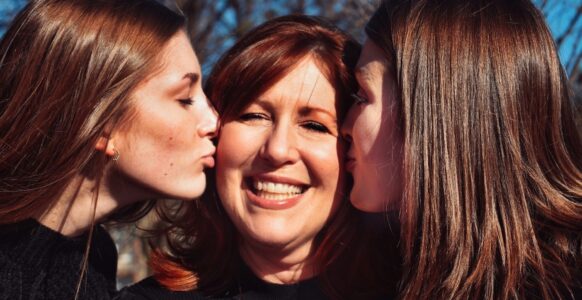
[534,0,582,83]
[169,0,379,74]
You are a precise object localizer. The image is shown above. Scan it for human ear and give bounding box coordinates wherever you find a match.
[95,136,116,157]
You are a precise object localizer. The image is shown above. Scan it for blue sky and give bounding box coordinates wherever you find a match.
[1,0,580,75]
[535,0,582,75]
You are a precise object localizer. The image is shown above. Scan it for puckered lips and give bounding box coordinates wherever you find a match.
[244,174,308,210]
[345,155,356,173]
[200,146,216,168]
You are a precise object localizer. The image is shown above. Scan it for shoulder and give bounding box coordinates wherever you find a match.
[0,220,118,299]
[117,277,207,300]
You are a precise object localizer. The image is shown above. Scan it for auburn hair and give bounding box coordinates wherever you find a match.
[0,0,184,223]
[367,0,582,299]
[152,15,393,298]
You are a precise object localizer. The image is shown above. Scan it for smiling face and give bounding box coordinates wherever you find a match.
[341,39,403,212]
[216,56,346,257]
[112,30,218,200]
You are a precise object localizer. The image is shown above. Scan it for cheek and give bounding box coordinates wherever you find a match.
[311,140,346,217]
[303,139,344,189]
[119,116,201,181]
[353,106,383,158]
[216,123,261,169]
[376,97,403,160]
[132,108,189,145]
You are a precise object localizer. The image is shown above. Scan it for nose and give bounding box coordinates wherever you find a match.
[340,108,354,144]
[198,95,218,138]
[259,123,300,166]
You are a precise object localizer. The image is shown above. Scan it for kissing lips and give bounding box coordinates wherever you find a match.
[201,155,215,168]
[345,157,356,173]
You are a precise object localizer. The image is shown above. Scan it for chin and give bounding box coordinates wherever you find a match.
[245,226,301,248]
[350,189,385,213]
[166,177,207,200]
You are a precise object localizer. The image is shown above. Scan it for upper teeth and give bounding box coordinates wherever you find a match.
[253,180,303,194]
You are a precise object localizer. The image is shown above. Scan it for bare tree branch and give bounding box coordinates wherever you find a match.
[566,25,582,77]
[568,53,582,83]
[556,5,582,48]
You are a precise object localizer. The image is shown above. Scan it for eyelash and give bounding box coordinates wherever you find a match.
[240,113,330,134]
[239,112,268,121]
[178,98,194,106]
[351,91,368,105]
[301,121,330,133]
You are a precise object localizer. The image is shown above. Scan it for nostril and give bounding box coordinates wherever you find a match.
[199,119,218,139]
[342,133,352,144]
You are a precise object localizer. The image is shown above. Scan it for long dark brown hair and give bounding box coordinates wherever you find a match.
[0,0,184,224]
[151,15,392,299]
[367,0,582,299]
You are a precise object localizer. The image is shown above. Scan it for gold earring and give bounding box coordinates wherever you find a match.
[112,149,120,162]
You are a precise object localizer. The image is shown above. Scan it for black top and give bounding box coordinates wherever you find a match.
[119,272,582,300]
[0,219,118,300]
[118,263,328,300]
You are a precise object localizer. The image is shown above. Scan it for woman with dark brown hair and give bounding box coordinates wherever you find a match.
[120,15,394,300]
[0,0,217,299]
[341,0,582,299]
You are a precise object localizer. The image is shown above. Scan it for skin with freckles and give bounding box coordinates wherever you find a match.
[110,30,218,201]
[39,30,218,236]
[216,56,346,284]
[341,39,403,212]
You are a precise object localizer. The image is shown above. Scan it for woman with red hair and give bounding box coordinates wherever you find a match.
[121,15,395,300]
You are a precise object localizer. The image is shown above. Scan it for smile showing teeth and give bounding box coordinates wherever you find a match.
[253,180,303,198]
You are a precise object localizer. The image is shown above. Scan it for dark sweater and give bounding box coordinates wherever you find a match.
[117,263,329,300]
[0,219,118,300]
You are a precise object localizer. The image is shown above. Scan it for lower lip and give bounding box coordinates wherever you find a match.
[245,189,304,210]
[201,156,215,168]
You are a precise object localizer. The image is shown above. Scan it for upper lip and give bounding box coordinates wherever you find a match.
[345,154,356,162]
[248,173,308,187]
[201,146,216,158]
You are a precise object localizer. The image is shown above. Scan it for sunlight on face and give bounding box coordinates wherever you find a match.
[341,39,403,212]
[113,30,217,200]
[216,56,346,258]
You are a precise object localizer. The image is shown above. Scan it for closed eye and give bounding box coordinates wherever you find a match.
[351,90,368,105]
[238,113,271,126]
[301,121,330,134]
[239,112,269,121]
[178,98,194,106]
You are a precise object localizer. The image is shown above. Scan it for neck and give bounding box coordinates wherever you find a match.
[37,168,154,237]
[239,239,318,285]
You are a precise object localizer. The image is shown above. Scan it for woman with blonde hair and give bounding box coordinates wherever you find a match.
[0,0,217,298]
[342,0,582,299]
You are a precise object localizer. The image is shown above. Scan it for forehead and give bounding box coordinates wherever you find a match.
[136,30,200,88]
[355,39,388,80]
[259,56,337,109]
[158,30,200,74]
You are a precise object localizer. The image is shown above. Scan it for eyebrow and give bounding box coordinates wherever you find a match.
[298,105,337,122]
[354,66,374,83]
[253,98,338,122]
[184,72,200,84]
